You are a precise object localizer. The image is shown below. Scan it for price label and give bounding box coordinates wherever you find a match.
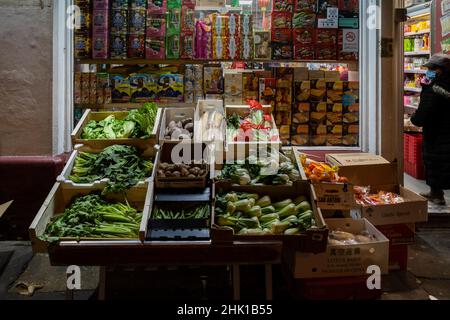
[318,18,339,28]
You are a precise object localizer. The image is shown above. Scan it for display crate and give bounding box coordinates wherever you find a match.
[211,181,329,254]
[71,108,162,150]
[29,183,151,253]
[57,145,159,189]
[159,107,196,145]
[404,133,425,180]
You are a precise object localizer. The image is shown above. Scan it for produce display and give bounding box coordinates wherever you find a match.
[299,154,349,184]
[69,145,154,193]
[226,100,279,143]
[328,229,378,246]
[158,162,207,179]
[81,103,159,139]
[152,204,210,220]
[354,186,405,206]
[218,150,300,186]
[163,117,194,140]
[42,194,142,240]
[215,192,315,235]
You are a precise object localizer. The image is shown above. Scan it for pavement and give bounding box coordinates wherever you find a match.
[1,226,449,300]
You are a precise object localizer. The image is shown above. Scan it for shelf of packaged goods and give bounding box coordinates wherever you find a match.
[406,2,432,18]
[74,58,359,66]
[404,51,431,56]
[404,29,431,37]
[405,104,419,109]
[404,69,427,74]
[404,87,422,93]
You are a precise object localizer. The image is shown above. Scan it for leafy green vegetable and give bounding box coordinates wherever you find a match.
[82,103,159,139]
[152,204,210,220]
[42,194,141,240]
[69,145,154,193]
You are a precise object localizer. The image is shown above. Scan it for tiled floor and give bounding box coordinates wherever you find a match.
[404,174,450,214]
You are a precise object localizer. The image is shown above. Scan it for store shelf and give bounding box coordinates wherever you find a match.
[404,29,431,37]
[404,51,431,56]
[406,2,432,18]
[404,69,426,74]
[75,58,359,66]
[404,87,422,93]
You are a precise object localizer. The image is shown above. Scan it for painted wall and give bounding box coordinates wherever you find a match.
[0,0,53,156]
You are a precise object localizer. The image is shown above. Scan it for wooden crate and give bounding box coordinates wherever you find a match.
[71,108,162,149]
[194,99,225,144]
[57,145,159,189]
[29,183,152,253]
[159,107,195,145]
[154,142,211,189]
[210,181,329,254]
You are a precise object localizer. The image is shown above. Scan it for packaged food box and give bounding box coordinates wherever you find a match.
[259,78,276,108]
[167,0,181,9]
[275,84,293,111]
[181,32,195,59]
[129,9,147,33]
[92,32,109,59]
[166,8,181,36]
[110,74,131,102]
[317,0,338,17]
[74,72,82,104]
[158,74,184,102]
[147,0,167,14]
[111,0,129,9]
[327,81,344,103]
[316,29,338,46]
[92,10,109,33]
[243,73,259,98]
[240,14,253,36]
[166,34,181,59]
[294,44,315,60]
[292,12,316,28]
[145,38,165,59]
[128,33,145,58]
[96,73,109,104]
[130,0,147,8]
[146,15,166,37]
[293,111,310,125]
[226,13,240,36]
[293,28,315,45]
[272,12,293,29]
[224,73,243,105]
[295,81,311,102]
[254,30,271,60]
[310,111,327,125]
[77,5,92,32]
[227,36,241,60]
[212,13,227,37]
[272,43,293,60]
[343,81,359,111]
[343,112,359,124]
[271,28,292,43]
[316,46,337,60]
[212,36,227,60]
[204,66,224,94]
[275,111,292,126]
[279,125,291,145]
[240,35,254,60]
[111,9,128,33]
[74,32,91,59]
[93,0,110,10]
[294,0,316,12]
[310,135,327,146]
[273,0,294,12]
[129,74,149,102]
[181,5,196,32]
[326,112,343,125]
[309,81,327,102]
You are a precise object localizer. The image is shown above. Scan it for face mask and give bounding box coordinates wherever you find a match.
[426,70,437,80]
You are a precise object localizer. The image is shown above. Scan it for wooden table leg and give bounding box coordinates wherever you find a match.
[232,264,240,300]
[98,266,106,300]
[265,264,273,301]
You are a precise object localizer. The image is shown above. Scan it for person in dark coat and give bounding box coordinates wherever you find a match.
[411,54,450,205]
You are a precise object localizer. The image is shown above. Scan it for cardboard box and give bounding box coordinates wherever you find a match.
[290,218,389,279]
[259,78,276,108]
[293,148,357,210]
[326,153,428,225]
[377,223,415,245]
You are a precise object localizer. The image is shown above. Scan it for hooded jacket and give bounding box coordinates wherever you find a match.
[411,72,450,189]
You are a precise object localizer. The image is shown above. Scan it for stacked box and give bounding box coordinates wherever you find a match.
[74,0,92,59]
[194,16,213,59]
[342,81,359,145]
[81,72,91,104]
[158,73,184,102]
[96,72,109,104]
[165,1,181,59]
[204,66,224,95]
[92,7,109,59]
[147,0,166,14]
[273,0,294,11]
[293,28,315,60]
[129,73,150,102]
[259,78,276,108]
[180,2,195,59]
[316,29,338,60]
[110,1,128,58]
[74,72,82,105]
[146,0,165,59]
[89,73,97,105]
[185,65,204,103]
[128,2,146,58]
[111,74,131,102]
[242,73,259,101]
[271,28,293,60]
[254,30,271,60]
[224,73,243,105]
[240,14,253,60]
